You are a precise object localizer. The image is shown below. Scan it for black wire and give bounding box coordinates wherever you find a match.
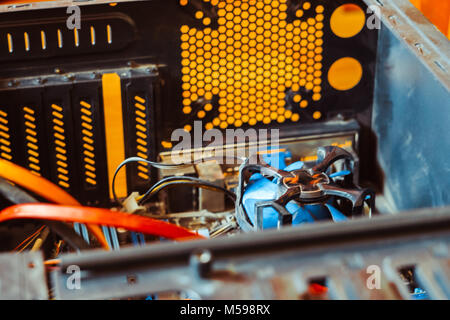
[0,178,37,205]
[112,156,244,204]
[139,175,236,205]
[141,175,236,200]
[139,175,214,201]
[141,181,236,204]
[111,157,192,204]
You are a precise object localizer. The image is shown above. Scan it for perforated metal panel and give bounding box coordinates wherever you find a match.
[179,0,327,129]
[168,0,377,144]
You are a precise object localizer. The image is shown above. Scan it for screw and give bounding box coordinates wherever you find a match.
[126,274,137,285]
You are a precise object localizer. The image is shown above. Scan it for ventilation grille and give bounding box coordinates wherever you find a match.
[134,95,151,181]
[0,68,157,205]
[50,103,70,188]
[0,109,12,161]
[154,0,377,148]
[123,74,156,192]
[80,100,98,187]
[179,0,324,130]
[23,106,41,176]
[0,15,136,62]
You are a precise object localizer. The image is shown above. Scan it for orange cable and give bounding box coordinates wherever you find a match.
[0,159,109,249]
[0,204,205,241]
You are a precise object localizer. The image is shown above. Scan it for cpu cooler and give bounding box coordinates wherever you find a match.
[235,146,375,232]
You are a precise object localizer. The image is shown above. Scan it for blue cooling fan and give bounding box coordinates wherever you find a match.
[235,146,375,232]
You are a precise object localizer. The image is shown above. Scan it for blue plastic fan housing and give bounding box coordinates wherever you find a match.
[242,151,347,229]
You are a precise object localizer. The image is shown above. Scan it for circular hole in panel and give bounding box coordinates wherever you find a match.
[328,57,363,91]
[330,4,365,38]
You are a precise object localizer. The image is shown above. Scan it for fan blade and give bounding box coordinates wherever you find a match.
[242,175,278,227]
[284,161,304,172]
[291,204,315,224]
[262,150,291,169]
[325,204,347,222]
[243,175,310,229]
[236,157,296,231]
[329,170,351,178]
